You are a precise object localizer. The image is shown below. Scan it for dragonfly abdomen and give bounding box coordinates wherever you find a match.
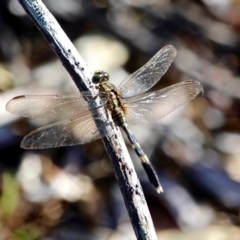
[121,123,163,193]
[99,81,163,193]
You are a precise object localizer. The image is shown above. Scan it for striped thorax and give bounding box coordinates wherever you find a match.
[92,70,126,126]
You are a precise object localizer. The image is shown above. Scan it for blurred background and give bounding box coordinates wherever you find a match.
[1,0,240,239]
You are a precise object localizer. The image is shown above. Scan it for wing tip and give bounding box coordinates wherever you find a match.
[21,137,48,149]
[20,142,29,149]
[187,80,204,96]
[21,135,33,149]
[12,95,26,100]
[5,99,14,112]
[6,95,26,113]
[163,45,177,58]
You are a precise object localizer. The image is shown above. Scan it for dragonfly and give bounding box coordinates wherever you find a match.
[6,45,203,193]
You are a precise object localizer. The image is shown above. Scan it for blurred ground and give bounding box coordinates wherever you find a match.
[1,0,240,239]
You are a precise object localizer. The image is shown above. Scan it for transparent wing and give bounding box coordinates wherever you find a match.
[21,112,101,149]
[6,93,89,120]
[118,45,177,98]
[122,80,203,125]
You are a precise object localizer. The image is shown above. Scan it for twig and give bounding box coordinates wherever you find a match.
[18,0,158,239]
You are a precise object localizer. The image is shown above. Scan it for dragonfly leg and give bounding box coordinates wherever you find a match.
[121,123,163,193]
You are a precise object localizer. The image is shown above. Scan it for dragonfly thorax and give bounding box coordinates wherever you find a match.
[93,71,126,127]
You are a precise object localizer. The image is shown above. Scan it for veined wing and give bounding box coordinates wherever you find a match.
[122,80,203,125]
[6,93,89,120]
[21,111,101,149]
[118,45,177,98]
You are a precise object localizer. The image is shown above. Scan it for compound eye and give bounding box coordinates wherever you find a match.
[104,72,110,80]
[92,70,109,83]
[92,74,101,84]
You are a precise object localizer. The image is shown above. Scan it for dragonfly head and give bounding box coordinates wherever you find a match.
[92,70,109,84]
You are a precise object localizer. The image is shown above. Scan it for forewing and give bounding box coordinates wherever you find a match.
[122,80,203,125]
[118,45,177,98]
[6,93,89,120]
[21,112,101,149]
